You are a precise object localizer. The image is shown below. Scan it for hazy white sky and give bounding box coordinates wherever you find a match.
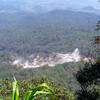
[1,0,100,10]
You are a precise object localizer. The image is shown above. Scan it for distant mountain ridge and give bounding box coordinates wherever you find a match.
[0,0,99,14]
[78,6,100,15]
[0,9,98,26]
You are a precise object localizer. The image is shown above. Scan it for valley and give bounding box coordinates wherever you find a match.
[0,9,99,98]
[0,0,100,99]
[0,10,99,63]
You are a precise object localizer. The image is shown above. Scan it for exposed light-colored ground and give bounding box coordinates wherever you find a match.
[12,48,89,68]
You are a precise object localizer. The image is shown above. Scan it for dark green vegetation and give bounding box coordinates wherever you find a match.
[75,34,100,100]
[11,78,57,100]
[0,78,74,100]
[76,62,100,100]
[0,10,100,99]
[0,10,99,62]
[0,62,82,91]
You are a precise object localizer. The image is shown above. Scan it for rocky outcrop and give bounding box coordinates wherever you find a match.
[12,48,90,68]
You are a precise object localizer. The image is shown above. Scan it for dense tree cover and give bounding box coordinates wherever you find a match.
[0,9,100,99]
[76,62,100,100]
[75,34,100,100]
[0,62,83,91]
[0,77,74,100]
[0,10,99,62]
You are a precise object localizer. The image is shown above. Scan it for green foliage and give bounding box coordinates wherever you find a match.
[75,62,100,100]
[0,78,74,100]
[24,83,57,100]
[0,9,99,100]
[0,10,99,62]
[12,78,19,100]
[1,78,57,100]
[0,62,82,91]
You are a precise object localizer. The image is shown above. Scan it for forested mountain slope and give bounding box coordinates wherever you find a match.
[0,10,99,62]
[0,62,83,91]
[0,10,100,92]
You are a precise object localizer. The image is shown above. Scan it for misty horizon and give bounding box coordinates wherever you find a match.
[0,0,100,13]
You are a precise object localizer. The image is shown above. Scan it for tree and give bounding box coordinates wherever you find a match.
[75,18,100,100]
[75,62,100,100]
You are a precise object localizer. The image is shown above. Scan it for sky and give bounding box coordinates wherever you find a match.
[0,0,100,11]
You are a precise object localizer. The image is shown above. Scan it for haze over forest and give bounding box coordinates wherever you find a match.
[0,0,100,13]
[0,0,100,99]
